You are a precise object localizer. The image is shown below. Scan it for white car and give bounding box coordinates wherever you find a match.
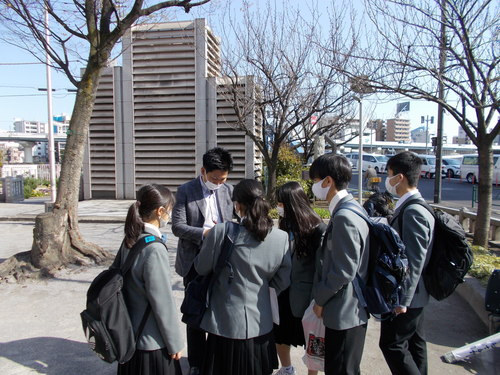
[344,153,387,173]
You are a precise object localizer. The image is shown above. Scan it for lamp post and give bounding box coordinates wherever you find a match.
[421,115,434,154]
[45,6,56,204]
[350,75,374,205]
[353,96,363,204]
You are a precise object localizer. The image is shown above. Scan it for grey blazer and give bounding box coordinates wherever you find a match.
[172,177,234,277]
[289,222,328,318]
[313,195,370,331]
[113,232,184,354]
[194,222,292,339]
[391,193,435,308]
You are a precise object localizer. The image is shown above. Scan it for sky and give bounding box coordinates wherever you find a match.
[0,0,465,139]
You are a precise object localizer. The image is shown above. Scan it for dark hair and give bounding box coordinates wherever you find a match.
[124,184,175,248]
[276,181,322,258]
[232,179,273,241]
[386,151,422,187]
[363,192,394,220]
[203,147,233,173]
[309,154,352,190]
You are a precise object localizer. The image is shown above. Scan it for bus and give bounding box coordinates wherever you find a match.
[460,154,500,183]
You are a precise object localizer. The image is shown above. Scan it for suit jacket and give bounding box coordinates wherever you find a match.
[194,222,291,339]
[113,232,184,354]
[390,193,435,308]
[289,222,328,318]
[172,177,234,277]
[313,194,370,330]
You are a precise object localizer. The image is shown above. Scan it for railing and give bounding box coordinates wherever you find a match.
[430,204,500,243]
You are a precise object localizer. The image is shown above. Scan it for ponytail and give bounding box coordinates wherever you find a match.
[124,201,144,248]
[233,179,273,242]
[124,184,175,248]
[245,195,273,241]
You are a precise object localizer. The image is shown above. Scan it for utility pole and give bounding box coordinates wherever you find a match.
[434,0,447,204]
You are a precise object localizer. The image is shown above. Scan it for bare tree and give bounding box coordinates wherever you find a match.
[217,1,356,199]
[338,0,498,247]
[0,0,211,280]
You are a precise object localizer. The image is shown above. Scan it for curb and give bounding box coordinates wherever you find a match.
[455,276,489,328]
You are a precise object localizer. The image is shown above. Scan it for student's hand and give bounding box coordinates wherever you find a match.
[171,351,182,360]
[394,306,407,315]
[313,303,323,318]
[203,228,212,238]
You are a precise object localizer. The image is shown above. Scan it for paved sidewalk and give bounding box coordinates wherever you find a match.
[0,199,498,374]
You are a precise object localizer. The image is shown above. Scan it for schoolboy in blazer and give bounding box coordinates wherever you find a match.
[309,154,370,375]
[171,147,234,375]
[380,151,435,375]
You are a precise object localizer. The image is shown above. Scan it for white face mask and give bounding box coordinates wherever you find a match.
[312,178,331,201]
[385,175,400,196]
[276,206,285,217]
[204,173,222,191]
[159,215,169,228]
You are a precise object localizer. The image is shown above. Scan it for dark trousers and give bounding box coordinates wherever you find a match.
[324,324,367,375]
[183,265,206,369]
[379,307,427,375]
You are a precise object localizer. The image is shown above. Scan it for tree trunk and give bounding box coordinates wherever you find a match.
[30,61,111,271]
[266,162,278,204]
[473,140,493,247]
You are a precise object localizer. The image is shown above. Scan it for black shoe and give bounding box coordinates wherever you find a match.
[188,367,201,375]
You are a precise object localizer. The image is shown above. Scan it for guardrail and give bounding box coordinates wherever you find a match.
[430,204,500,243]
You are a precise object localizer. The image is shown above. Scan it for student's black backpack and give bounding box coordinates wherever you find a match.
[336,202,409,319]
[81,235,164,363]
[398,200,473,301]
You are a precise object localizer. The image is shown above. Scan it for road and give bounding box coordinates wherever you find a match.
[350,173,500,215]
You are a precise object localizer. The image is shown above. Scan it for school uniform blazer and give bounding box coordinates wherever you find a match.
[113,232,184,354]
[313,194,370,331]
[289,222,328,318]
[172,177,234,277]
[194,222,292,339]
[390,193,435,308]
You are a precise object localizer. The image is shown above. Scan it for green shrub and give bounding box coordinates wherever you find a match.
[313,207,331,219]
[23,177,50,198]
[468,245,500,285]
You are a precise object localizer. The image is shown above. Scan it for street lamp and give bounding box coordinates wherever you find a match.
[350,75,374,204]
[421,115,434,154]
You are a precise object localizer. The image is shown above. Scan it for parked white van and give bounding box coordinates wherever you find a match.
[460,154,500,183]
[344,153,387,173]
[417,154,436,179]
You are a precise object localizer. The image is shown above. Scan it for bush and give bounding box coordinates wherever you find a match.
[23,177,50,199]
[313,207,331,219]
[468,245,500,286]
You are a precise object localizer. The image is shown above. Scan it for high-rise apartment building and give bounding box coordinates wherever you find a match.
[83,19,262,199]
[14,120,46,134]
[386,118,411,143]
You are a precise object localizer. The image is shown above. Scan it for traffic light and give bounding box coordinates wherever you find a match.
[431,137,438,146]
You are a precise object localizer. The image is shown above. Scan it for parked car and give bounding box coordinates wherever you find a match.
[344,152,387,173]
[417,154,436,179]
[460,154,500,183]
[442,157,462,178]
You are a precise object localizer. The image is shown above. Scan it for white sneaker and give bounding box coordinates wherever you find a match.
[274,367,296,375]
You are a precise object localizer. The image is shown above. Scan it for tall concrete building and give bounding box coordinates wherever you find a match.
[386,118,411,143]
[83,20,262,199]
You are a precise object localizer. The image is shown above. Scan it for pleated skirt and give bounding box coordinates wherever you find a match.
[202,331,279,375]
[273,287,306,347]
[117,348,182,375]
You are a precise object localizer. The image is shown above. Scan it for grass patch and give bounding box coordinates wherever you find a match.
[468,245,500,286]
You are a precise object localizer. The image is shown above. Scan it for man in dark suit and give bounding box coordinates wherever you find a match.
[309,154,370,375]
[381,151,435,375]
[172,147,234,375]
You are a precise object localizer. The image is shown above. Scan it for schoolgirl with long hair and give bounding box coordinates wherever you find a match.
[114,184,183,375]
[273,181,327,375]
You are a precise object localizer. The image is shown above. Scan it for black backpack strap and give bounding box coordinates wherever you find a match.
[396,199,435,238]
[211,222,241,282]
[121,235,164,275]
